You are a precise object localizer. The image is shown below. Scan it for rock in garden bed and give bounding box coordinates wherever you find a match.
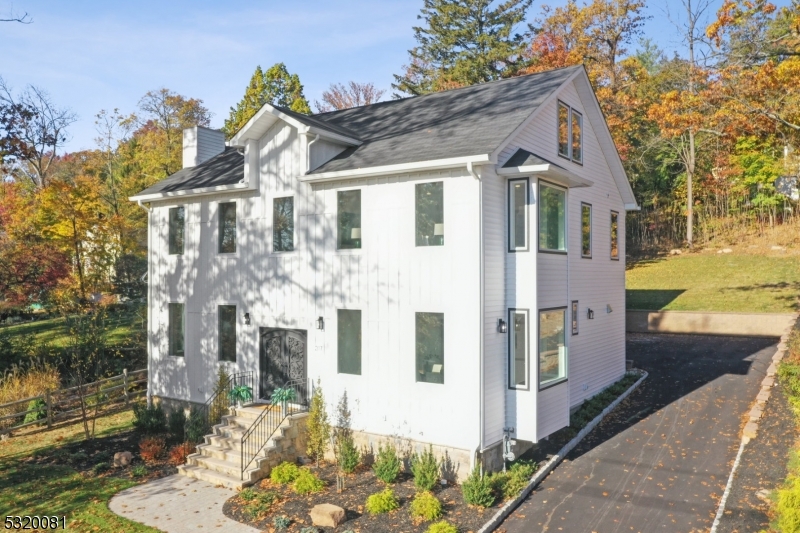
[223,462,495,533]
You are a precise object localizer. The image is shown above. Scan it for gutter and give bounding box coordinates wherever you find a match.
[306,134,320,173]
[467,161,485,472]
[136,200,153,406]
[300,154,495,184]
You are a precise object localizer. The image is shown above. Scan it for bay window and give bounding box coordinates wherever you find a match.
[539,308,567,388]
[539,182,567,252]
[509,178,528,251]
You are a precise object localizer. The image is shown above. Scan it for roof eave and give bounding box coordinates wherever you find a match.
[128,180,256,203]
[497,164,593,188]
[229,103,361,147]
[299,154,495,183]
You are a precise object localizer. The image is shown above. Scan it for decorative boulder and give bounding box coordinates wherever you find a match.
[310,503,346,528]
[114,451,133,467]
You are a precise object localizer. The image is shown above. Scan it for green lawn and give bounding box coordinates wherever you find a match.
[0,411,158,532]
[626,253,800,313]
[0,308,144,348]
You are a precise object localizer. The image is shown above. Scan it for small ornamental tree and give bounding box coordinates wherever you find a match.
[333,390,360,490]
[306,379,330,467]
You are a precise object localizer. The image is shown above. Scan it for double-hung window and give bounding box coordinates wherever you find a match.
[337,309,362,375]
[610,211,619,260]
[416,312,444,384]
[337,190,361,250]
[168,303,184,356]
[168,206,185,255]
[508,309,529,390]
[273,196,294,252]
[539,308,567,389]
[218,305,236,362]
[218,202,236,253]
[416,182,444,246]
[581,203,592,258]
[557,101,583,164]
[539,182,567,252]
[508,178,529,251]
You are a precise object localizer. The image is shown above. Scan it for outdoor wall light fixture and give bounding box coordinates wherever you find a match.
[587,308,595,319]
[317,316,324,330]
[497,318,508,333]
[244,312,251,325]
[606,304,613,313]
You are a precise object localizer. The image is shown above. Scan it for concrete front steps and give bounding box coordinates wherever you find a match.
[177,404,308,490]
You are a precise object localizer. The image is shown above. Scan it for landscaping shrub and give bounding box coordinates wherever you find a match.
[292,468,325,494]
[69,451,88,463]
[300,528,319,533]
[411,445,441,491]
[0,363,59,430]
[239,488,257,501]
[168,442,195,465]
[168,409,186,442]
[138,436,166,462]
[373,442,402,484]
[131,465,147,477]
[22,398,47,425]
[306,379,330,466]
[410,490,443,521]
[490,460,536,500]
[92,462,110,475]
[461,467,495,507]
[426,520,459,533]
[569,373,639,431]
[774,469,800,533]
[272,515,291,530]
[185,406,209,443]
[365,487,400,514]
[270,461,300,484]
[245,491,278,519]
[338,438,360,474]
[132,402,167,435]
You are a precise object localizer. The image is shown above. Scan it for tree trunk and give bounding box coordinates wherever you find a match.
[687,129,695,247]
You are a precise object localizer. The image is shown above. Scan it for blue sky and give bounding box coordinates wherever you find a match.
[0,0,783,153]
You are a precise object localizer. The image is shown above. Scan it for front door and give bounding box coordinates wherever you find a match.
[259,328,308,401]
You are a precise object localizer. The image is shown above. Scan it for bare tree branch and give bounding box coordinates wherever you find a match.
[315,82,386,113]
[0,6,32,23]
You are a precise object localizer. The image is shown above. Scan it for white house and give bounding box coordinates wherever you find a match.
[130,65,638,483]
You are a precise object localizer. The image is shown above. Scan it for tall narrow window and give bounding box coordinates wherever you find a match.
[218,305,236,362]
[558,102,570,158]
[571,110,583,164]
[169,206,185,255]
[508,178,528,251]
[416,312,444,384]
[610,211,619,260]
[337,190,361,250]
[539,308,567,388]
[337,309,362,375]
[581,202,592,258]
[273,196,294,252]
[168,303,184,356]
[508,309,529,390]
[416,182,444,246]
[539,182,567,252]
[571,300,579,335]
[218,202,236,253]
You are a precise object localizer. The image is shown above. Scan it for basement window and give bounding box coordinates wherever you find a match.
[218,202,236,253]
[416,181,444,246]
[416,312,444,384]
[539,308,567,389]
[273,196,294,252]
[168,303,184,356]
[338,309,362,375]
[168,206,185,255]
[337,190,361,250]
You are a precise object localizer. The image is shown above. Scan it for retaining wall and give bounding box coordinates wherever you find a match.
[626,310,797,337]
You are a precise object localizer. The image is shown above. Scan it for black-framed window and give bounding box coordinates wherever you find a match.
[168,303,184,356]
[611,211,619,260]
[337,190,361,250]
[571,300,579,335]
[337,309,362,375]
[581,202,592,258]
[416,182,444,246]
[508,178,529,252]
[218,202,236,253]
[416,312,444,384]
[508,309,529,390]
[557,100,582,164]
[273,196,294,252]
[539,182,567,252]
[218,305,236,362]
[539,307,567,389]
[168,206,185,255]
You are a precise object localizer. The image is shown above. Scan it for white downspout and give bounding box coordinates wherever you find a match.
[467,161,484,473]
[306,134,320,173]
[137,200,154,406]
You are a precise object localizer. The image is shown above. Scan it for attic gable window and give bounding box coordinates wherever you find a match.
[557,101,583,164]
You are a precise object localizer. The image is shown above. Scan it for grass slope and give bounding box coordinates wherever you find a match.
[626,253,800,313]
[0,411,158,532]
[0,308,143,348]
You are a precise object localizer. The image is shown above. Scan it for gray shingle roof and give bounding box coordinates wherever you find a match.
[134,147,244,197]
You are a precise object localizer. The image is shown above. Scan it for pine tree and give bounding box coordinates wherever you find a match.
[306,379,330,467]
[393,0,534,96]
[223,63,311,138]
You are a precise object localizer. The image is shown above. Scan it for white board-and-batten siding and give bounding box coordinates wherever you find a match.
[482,77,627,446]
[149,121,482,454]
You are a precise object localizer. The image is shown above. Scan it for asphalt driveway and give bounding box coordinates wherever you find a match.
[499,333,778,533]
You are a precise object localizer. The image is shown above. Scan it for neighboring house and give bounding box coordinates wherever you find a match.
[130,65,638,481]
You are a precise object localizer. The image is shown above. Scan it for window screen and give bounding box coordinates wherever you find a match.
[273,197,294,252]
[416,312,444,384]
[337,309,362,375]
[416,182,444,246]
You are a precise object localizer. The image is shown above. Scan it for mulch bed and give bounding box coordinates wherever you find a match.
[223,462,497,533]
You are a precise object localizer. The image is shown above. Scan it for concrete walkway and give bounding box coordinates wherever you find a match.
[109,474,259,533]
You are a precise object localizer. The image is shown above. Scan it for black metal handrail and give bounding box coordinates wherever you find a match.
[184,371,255,447]
[240,378,310,479]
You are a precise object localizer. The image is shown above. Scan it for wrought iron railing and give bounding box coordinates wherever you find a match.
[184,371,255,446]
[240,378,310,479]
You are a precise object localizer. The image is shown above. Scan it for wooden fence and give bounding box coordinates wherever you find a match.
[0,368,147,434]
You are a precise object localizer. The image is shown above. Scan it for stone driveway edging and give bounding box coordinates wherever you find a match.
[710,314,799,532]
[477,369,649,533]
